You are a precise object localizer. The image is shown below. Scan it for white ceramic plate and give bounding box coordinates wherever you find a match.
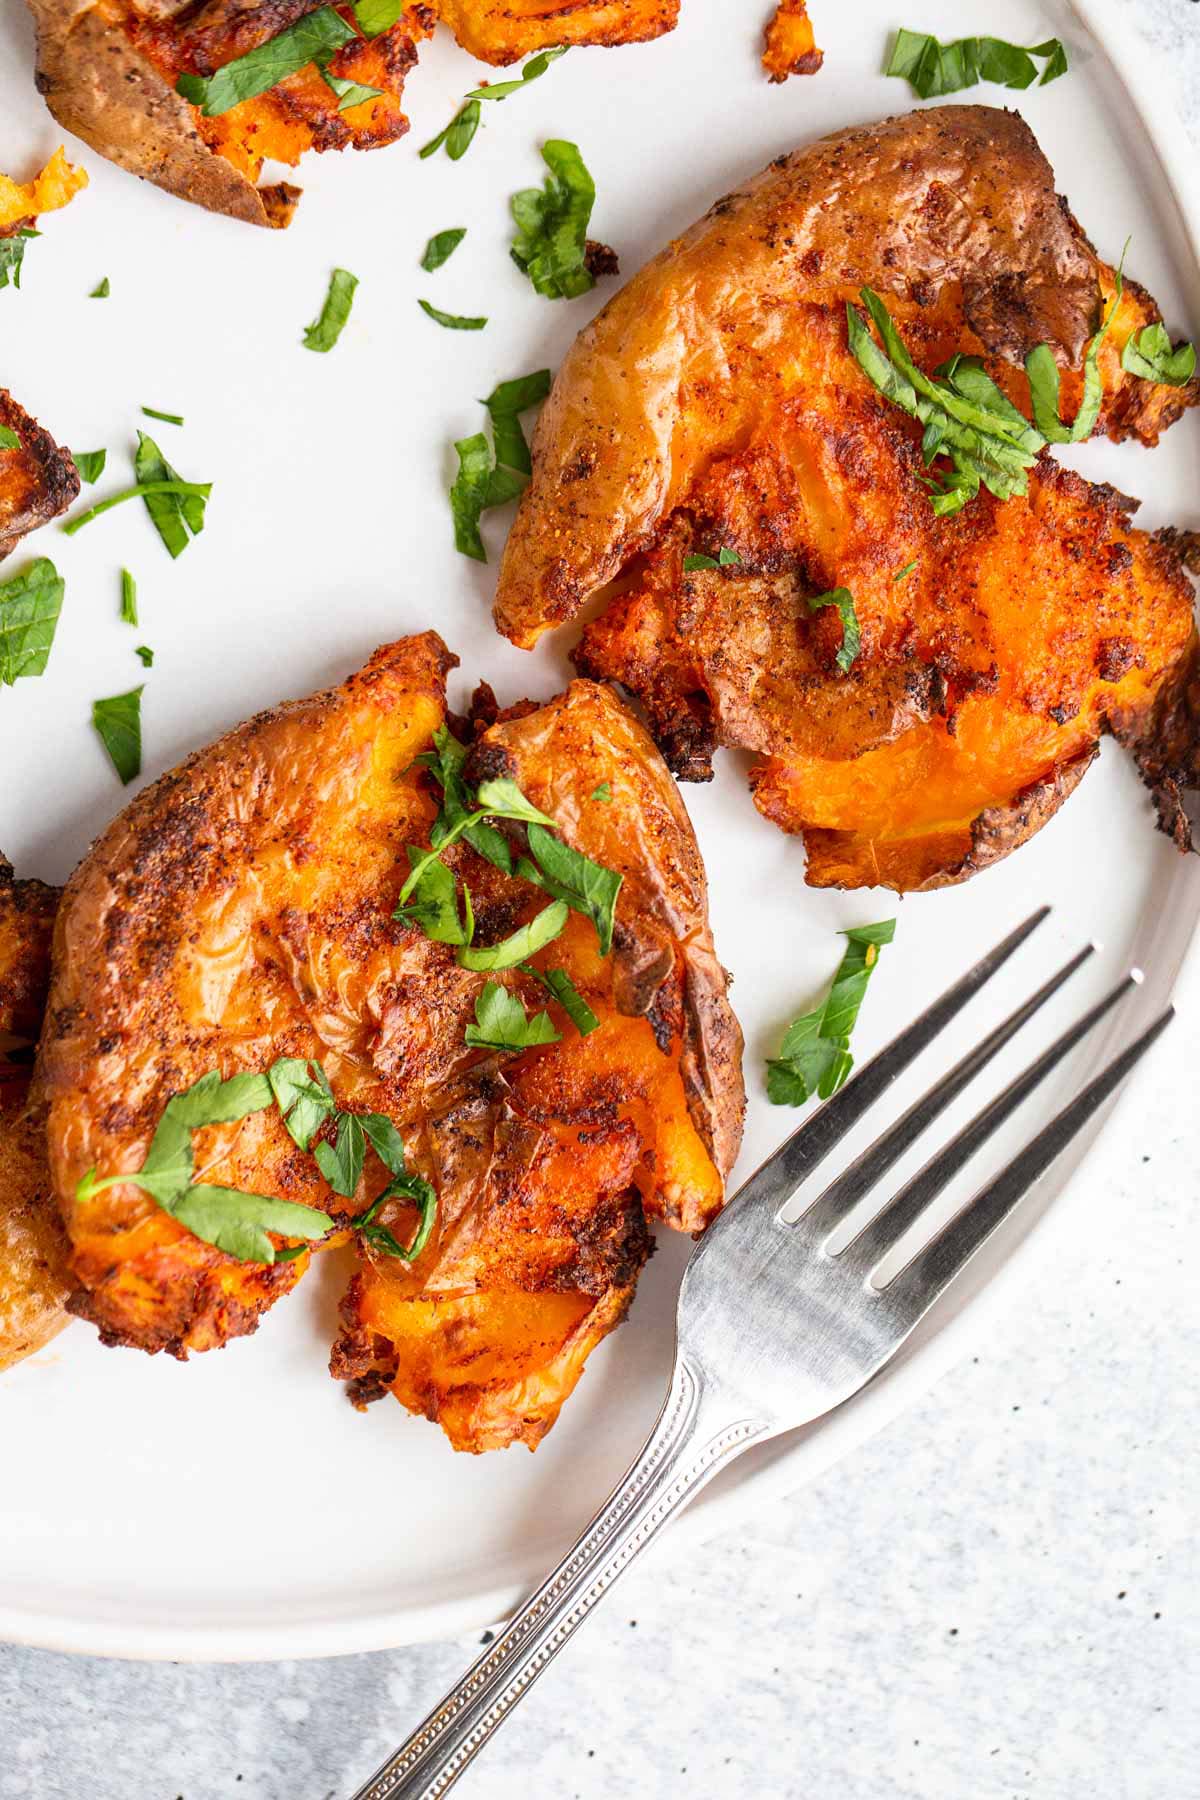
[0,0,1195,1659]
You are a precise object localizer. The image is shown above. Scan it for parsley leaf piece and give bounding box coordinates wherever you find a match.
[419,98,481,161]
[517,823,622,956]
[359,1112,408,1177]
[464,980,560,1052]
[884,28,1067,98]
[352,0,405,33]
[314,1110,365,1198]
[395,846,475,944]
[1120,322,1197,387]
[420,724,513,872]
[268,1056,336,1151]
[510,140,599,300]
[92,685,143,785]
[303,267,358,352]
[62,475,212,544]
[466,45,566,101]
[484,368,551,476]
[120,567,138,626]
[135,645,154,667]
[316,54,383,110]
[357,1168,438,1260]
[130,428,207,556]
[458,899,568,972]
[142,406,184,427]
[684,546,741,571]
[172,1185,332,1263]
[1025,251,1126,444]
[0,427,18,450]
[521,963,600,1036]
[176,7,355,115]
[0,558,64,685]
[90,276,110,298]
[0,228,38,292]
[591,781,612,804]
[807,587,861,673]
[168,1069,276,1126]
[419,298,487,331]
[74,448,106,484]
[449,431,495,561]
[421,228,467,272]
[767,922,896,1107]
[893,560,918,582]
[474,778,556,827]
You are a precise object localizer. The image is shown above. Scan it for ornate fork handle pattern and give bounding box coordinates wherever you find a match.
[350,1360,769,1800]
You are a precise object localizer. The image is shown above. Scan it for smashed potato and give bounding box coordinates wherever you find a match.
[439,0,678,65]
[762,0,821,80]
[34,636,742,1449]
[0,865,70,1372]
[0,146,87,229]
[494,106,1200,891]
[0,389,81,561]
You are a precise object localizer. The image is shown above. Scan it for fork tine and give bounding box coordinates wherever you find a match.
[877,1009,1174,1325]
[837,971,1137,1268]
[731,907,1051,1217]
[793,943,1094,1243]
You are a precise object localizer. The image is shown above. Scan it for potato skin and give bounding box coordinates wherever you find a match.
[0,867,70,1372]
[35,638,742,1449]
[0,389,80,562]
[495,106,1200,891]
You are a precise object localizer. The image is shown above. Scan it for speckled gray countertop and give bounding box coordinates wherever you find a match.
[3,4,1199,1797]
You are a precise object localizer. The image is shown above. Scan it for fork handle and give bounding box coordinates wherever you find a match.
[348,1359,769,1800]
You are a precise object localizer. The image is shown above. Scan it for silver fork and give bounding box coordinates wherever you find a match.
[349,909,1172,1800]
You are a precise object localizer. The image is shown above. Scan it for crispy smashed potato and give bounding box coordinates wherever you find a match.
[762,0,821,80]
[494,106,1200,891]
[0,389,80,563]
[34,636,742,1449]
[25,0,678,225]
[0,865,70,1372]
[439,0,678,65]
[0,146,87,229]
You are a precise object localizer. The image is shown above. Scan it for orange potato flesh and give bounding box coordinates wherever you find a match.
[0,147,87,228]
[762,0,822,81]
[436,0,678,65]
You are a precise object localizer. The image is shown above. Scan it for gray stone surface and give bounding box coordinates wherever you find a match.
[2,3,1199,1797]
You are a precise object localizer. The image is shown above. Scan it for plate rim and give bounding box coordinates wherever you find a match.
[1,0,1197,1662]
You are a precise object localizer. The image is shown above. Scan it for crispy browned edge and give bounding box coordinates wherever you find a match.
[25,0,300,228]
[0,389,80,561]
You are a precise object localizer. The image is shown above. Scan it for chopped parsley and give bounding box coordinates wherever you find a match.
[1120,321,1196,387]
[0,228,39,292]
[885,29,1067,97]
[120,568,138,626]
[177,7,355,116]
[420,45,566,161]
[303,268,358,352]
[464,980,560,1052]
[142,406,184,427]
[684,546,741,571]
[92,686,143,785]
[90,276,110,298]
[1025,247,1126,445]
[807,588,861,673]
[132,429,208,557]
[418,298,487,331]
[447,368,551,559]
[516,823,622,956]
[421,228,467,272]
[0,558,64,685]
[352,0,406,33]
[511,140,602,300]
[893,560,918,582]
[457,899,569,971]
[73,448,107,484]
[767,922,896,1106]
[522,964,600,1036]
[135,645,154,667]
[590,781,612,804]
[0,427,19,450]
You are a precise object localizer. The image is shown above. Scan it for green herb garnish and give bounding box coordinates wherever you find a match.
[316,55,382,110]
[352,0,405,33]
[90,276,110,298]
[0,426,19,450]
[893,560,918,582]
[394,848,475,945]
[395,778,554,912]
[590,782,612,804]
[314,1110,365,1198]
[120,568,138,626]
[522,963,600,1036]
[417,723,514,872]
[885,28,1067,97]
[74,448,106,484]
[303,267,358,352]
[177,7,355,115]
[448,369,551,559]
[683,546,741,572]
[807,588,861,673]
[458,899,568,972]
[267,1057,336,1152]
[0,228,39,292]
[419,298,487,331]
[63,475,212,543]
[767,922,896,1106]
[131,429,208,557]
[483,369,551,476]
[420,45,566,162]
[1025,249,1126,445]
[92,686,143,785]
[1120,321,1196,387]
[848,288,1046,517]
[516,823,622,956]
[142,406,184,427]
[0,558,64,685]
[421,228,466,272]
[511,140,601,300]
[135,645,154,667]
[464,980,560,1052]
[466,45,566,101]
[75,1069,332,1264]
